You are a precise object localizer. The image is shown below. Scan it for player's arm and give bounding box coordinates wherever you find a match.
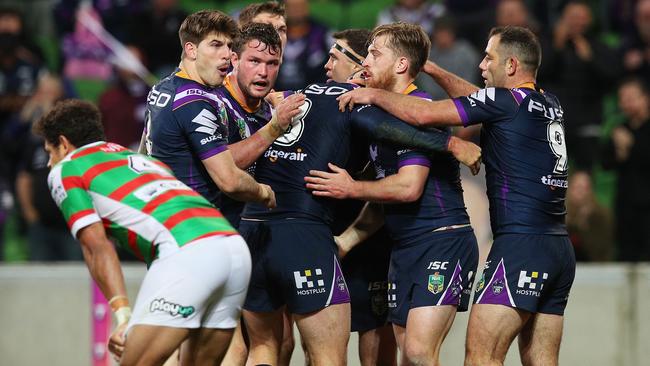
[77,222,131,359]
[228,93,305,169]
[306,162,429,203]
[202,150,276,208]
[422,60,480,98]
[336,202,384,258]
[349,105,481,174]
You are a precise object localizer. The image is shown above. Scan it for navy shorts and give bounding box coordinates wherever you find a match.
[388,227,479,327]
[473,233,575,315]
[239,218,350,314]
[342,227,392,332]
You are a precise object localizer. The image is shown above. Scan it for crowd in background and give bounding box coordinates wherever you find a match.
[1,0,649,263]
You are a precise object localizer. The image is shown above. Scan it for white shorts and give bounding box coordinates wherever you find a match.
[126,234,251,333]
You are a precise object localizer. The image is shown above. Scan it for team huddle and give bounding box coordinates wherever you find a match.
[36,2,576,366]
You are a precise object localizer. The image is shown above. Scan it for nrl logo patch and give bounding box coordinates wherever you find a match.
[428,273,444,294]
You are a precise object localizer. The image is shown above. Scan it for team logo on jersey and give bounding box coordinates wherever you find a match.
[192,109,222,139]
[491,279,505,295]
[149,298,195,318]
[371,292,388,316]
[274,98,311,146]
[48,165,67,206]
[428,273,445,294]
[467,88,496,105]
[294,268,326,296]
[475,272,486,293]
[516,270,548,297]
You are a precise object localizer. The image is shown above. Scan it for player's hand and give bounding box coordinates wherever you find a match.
[275,93,306,131]
[448,136,481,175]
[108,322,127,362]
[265,90,285,108]
[336,88,378,111]
[346,69,367,86]
[259,184,277,209]
[334,236,350,259]
[305,163,356,199]
[422,60,439,75]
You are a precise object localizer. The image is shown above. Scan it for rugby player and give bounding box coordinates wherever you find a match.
[338,25,575,366]
[307,23,479,365]
[37,99,251,365]
[238,1,288,49]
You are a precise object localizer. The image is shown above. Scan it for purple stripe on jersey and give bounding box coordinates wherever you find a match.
[176,82,206,94]
[328,254,351,305]
[410,90,432,100]
[439,261,463,306]
[453,98,470,127]
[510,88,529,105]
[501,174,509,210]
[198,145,228,160]
[397,157,431,169]
[172,94,217,110]
[434,179,447,214]
[477,259,514,307]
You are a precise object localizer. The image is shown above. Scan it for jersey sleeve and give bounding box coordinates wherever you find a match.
[396,149,431,169]
[350,104,451,154]
[452,87,519,127]
[47,163,101,238]
[172,94,229,161]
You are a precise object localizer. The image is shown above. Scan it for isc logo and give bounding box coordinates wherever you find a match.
[147,87,171,107]
[427,261,449,270]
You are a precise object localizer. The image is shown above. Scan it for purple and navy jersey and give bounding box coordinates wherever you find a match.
[453,84,568,235]
[371,86,469,243]
[242,82,453,224]
[143,68,230,206]
[214,76,274,226]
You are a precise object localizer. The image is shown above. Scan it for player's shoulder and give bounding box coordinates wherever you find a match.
[165,73,223,112]
[407,85,433,101]
[302,82,356,96]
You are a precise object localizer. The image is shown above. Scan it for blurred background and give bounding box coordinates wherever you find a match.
[0,0,649,365]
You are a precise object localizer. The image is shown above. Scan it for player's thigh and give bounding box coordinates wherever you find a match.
[121,325,189,366]
[466,304,530,362]
[293,303,351,353]
[518,313,564,366]
[180,327,234,365]
[220,321,248,366]
[404,305,457,354]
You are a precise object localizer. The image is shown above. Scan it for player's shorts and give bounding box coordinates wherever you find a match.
[473,233,575,315]
[239,218,350,314]
[388,226,479,327]
[342,227,392,333]
[127,234,251,334]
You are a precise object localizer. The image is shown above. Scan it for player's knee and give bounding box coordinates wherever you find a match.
[403,342,435,366]
[464,351,502,366]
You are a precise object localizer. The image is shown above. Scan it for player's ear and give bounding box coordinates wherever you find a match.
[184,41,198,60]
[395,56,409,75]
[58,135,73,154]
[230,51,239,68]
[506,57,518,76]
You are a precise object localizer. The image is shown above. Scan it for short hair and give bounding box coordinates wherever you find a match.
[369,22,431,78]
[34,99,105,147]
[618,76,649,95]
[232,22,282,56]
[332,29,371,58]
[238,1,285,27]
[489,26,541,74]
[178,10,238,48]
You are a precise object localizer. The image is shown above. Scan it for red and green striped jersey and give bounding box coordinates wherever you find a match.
[47,141,237,265]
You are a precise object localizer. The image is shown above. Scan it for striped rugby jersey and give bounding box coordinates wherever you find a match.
[48,141,237,265]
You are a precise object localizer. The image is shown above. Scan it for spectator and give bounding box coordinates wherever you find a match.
[128,0,187,77]
[443,0,496,50]
[15,73,82,261]
[416,15,480,101]
[273,0,330,91]
[98,45,148,150]
[566,170,614,261]
[602,78,650,262]
[543,0,620,170]
[620,0,650,87]
[376,0,445,36]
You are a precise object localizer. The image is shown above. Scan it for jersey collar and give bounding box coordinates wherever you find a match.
[401,83,418,95]
[514,82,543,93]
[224,74,261,113]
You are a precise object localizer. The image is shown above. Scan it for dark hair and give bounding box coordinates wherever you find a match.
[33,99,105,147]
[239,1,285,26]
[179,10,238,49]
[333,29,371,57]
[489,26,541,74]
[369,22,431,78]
[618,77,649,95]
[232,22,282,56]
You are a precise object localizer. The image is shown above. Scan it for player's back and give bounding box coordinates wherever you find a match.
[243,82,355,224]
[144,69,228,206]
[48,142,236,265]
[479,86,567,235]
